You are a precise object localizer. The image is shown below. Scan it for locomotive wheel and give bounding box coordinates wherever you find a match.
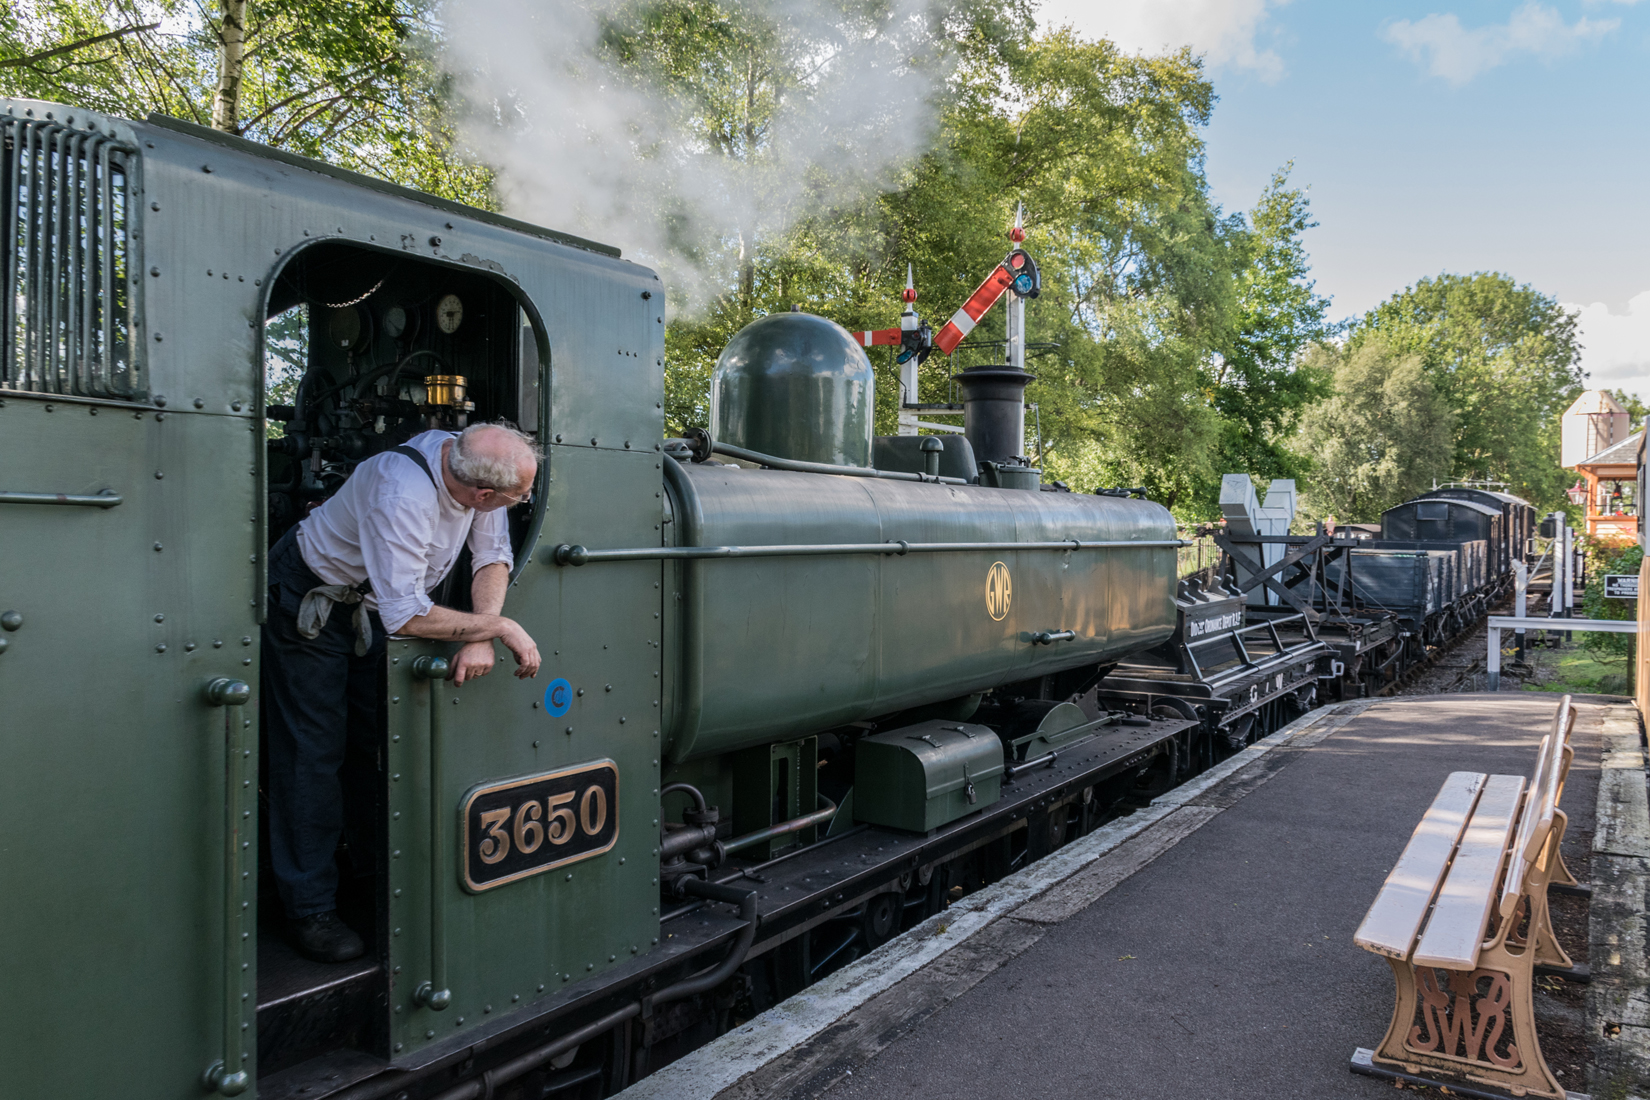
[1131,746,1176,799]
[861,892,899,950]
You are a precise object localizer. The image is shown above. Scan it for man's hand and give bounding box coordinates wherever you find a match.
[396,562,539,681]
[500,622,542,680]
[451,640,497,685]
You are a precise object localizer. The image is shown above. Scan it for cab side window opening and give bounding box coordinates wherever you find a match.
[262,245,545,584]
[265,304,308,441]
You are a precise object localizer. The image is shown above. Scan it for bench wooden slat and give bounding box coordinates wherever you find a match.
[1502,733,1563,911]
[1412,773,1525,970]
[1511,735,1557,863]
[1500,700,1575,913]
[1353,771,1487,958]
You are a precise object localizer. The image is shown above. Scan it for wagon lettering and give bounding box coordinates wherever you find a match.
[1186,611,1242,638]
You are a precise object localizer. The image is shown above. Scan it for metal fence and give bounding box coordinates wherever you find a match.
[1177,529,1218,580]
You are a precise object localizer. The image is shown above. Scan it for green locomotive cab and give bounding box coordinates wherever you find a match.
[0,95,667,1096]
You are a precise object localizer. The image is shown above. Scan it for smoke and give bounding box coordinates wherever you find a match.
[440,0,951,311]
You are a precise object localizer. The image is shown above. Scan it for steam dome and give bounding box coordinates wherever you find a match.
[709,312,875,468]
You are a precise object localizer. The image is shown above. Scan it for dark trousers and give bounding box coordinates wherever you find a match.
[261,528,386,919]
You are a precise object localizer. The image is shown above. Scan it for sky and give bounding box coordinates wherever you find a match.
[1033,0,1650,399]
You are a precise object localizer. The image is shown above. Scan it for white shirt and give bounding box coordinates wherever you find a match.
[297,431,514,634]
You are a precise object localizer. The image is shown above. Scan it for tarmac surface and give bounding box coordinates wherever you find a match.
[625,694,1634,1100]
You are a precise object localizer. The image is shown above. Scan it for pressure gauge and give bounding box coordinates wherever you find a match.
[328,306,366,350]
[382,305,407,339]
[436,294,464,334]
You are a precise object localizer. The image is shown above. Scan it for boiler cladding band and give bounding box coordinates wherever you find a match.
[549,539,1189,566]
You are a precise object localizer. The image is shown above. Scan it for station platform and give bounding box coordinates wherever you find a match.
[620,694,1650,1100]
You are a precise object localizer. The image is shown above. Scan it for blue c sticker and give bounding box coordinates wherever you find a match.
[544,677,573,717]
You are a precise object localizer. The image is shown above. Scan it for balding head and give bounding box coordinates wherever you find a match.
[447,422,542,496]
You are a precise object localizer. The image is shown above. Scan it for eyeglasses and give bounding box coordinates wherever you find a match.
[482,485,534,506]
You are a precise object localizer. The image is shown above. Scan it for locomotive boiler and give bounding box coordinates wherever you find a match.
[0,96,1193,1100]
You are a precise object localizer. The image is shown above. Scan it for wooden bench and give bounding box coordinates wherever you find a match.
[1351,695,1584,1099]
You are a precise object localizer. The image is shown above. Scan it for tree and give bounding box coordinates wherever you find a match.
[1611,388,1648,423]
[1350,272,1583,507]
[631,23,1299,512]
[1207,166,1335,487]
[1295,337,1456,523]
[7,0,1344,518]
[1,0,490,205]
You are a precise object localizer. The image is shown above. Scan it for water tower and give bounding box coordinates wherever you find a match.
[1561,390,1630,468]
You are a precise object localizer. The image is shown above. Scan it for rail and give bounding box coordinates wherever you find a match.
[1177,529,1217,579]
[1486,615,1638,690]
[1182,612,1319,685]
[550,538,1187,566]
[411,656,453,1011]
[0,489,121,507]
[202,678,252,1097]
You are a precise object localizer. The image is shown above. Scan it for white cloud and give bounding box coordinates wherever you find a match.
[1569,292,1650,402]
[1383,3,1618,85]
[1036,0,1289,81]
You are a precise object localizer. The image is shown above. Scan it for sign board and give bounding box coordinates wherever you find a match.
[1604,574,1640,599]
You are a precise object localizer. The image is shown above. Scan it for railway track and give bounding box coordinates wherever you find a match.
[1384,590,1557,697]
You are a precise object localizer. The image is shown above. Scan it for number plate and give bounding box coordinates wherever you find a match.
[460,761,619,892]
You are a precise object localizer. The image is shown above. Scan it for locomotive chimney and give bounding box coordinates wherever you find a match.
[954,364,1034,469]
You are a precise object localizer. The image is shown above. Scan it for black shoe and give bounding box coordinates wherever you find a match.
[292,910,365,963]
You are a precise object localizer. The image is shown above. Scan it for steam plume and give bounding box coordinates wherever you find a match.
[441,0,949,311]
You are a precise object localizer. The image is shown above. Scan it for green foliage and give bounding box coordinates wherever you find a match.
[1294,337,1455,523]
[1347,273,1584,510]
[1580,541,1643,658]
[1611,388,1649,423]
[264,305,306,438]
[615,17,1330,516]
[1208,166,1335,487]
[0,0,491,204]
[1521,647,1631,696]
[4,1,1338,517]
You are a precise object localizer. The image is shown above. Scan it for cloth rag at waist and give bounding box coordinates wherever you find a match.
[297,580,375,657]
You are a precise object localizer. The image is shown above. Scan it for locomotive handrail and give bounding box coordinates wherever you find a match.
[669,432,971,484]
[663,457,709,763]
[0,488,121,507]
[202,679,252,1097]
[411,656,453,1012]
[550,538,1188,566]
[709,439,971,484]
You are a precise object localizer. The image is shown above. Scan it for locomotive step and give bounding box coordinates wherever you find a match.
[257,933,384,1077]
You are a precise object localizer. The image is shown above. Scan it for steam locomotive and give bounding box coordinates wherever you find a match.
[0,98,1212,1100]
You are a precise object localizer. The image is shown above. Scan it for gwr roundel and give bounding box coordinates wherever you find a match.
[986,561,1012,621]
